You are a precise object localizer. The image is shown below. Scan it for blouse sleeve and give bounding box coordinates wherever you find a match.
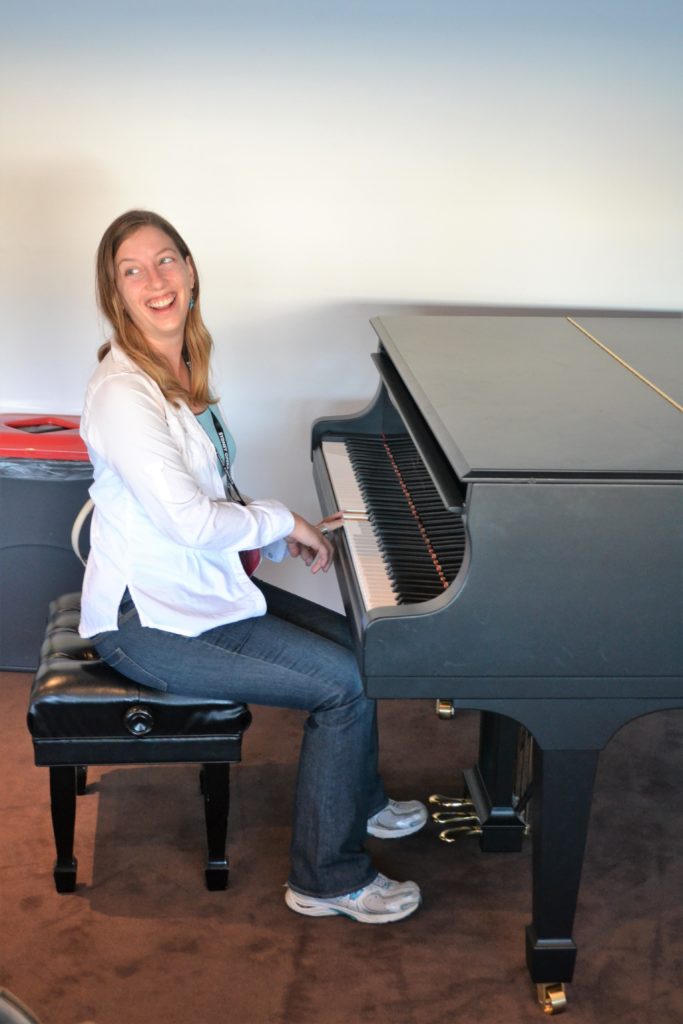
[83,373,295,552]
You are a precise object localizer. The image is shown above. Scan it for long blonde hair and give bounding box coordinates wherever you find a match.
[96,209,216,408]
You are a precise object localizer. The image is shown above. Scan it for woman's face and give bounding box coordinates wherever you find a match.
[115,225,196,349]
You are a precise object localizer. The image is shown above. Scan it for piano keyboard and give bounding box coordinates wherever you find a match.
[322,435,466,609]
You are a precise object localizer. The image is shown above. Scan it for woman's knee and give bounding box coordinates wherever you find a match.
[312,675,374,722]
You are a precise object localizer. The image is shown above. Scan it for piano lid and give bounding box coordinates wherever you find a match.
[371,315,683,480]
[572,316,683,408]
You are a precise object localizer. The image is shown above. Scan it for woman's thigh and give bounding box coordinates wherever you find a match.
[95,606,363,712]
[254,577,354,650]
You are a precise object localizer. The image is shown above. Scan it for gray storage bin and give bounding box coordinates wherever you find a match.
[0,416,92,671]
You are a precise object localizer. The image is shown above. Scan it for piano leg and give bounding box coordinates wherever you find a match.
[525,745,600,986]
[464,712,527,852]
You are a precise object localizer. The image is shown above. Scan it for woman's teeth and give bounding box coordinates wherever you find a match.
[147,294,176,310]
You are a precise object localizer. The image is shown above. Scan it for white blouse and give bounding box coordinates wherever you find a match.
[78,343,295,638]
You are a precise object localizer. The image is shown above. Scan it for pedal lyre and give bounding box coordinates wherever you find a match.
[429,793,481,843]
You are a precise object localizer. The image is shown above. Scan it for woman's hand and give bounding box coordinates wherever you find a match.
[316,511,344,536]
[285,513,335,573]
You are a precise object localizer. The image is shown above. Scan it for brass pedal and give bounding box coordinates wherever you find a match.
[431,811,479,826]
[438,823,483,843]
[428,793,475,811]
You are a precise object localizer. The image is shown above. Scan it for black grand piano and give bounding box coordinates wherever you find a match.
[311,314,682,1013]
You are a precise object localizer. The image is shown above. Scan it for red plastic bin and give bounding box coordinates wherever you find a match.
[0,414,89,461]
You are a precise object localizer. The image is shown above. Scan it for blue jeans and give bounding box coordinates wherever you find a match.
[93,580,387,897]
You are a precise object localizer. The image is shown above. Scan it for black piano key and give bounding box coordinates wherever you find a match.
[344,433,466,605]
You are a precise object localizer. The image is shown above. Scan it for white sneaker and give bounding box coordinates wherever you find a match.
[285,873,421,924]
[367,799,428,839]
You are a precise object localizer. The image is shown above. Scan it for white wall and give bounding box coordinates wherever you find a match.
[1,0,681,607]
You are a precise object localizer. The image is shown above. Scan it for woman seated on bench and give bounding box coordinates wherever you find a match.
[79,209,426,924]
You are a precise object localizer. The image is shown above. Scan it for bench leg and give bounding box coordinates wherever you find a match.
[202,762,231,891]
[49,766,78,893]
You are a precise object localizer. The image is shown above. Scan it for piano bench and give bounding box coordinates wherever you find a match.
[27,592,252,894]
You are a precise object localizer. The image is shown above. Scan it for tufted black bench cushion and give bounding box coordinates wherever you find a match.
[27,592,252,893]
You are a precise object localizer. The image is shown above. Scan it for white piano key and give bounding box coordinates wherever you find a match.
[322,441,398,609]
[322,441,367,514]
[344,521,398,609]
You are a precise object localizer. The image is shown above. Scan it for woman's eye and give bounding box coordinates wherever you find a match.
[124,267,140,276]
[160,256,174,265]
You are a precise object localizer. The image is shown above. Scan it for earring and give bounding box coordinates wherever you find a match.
[189,295,195,311]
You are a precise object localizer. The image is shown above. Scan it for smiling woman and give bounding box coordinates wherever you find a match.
[117,231,194,338]
[95,210,212,412]
[77,208,427,923]
[116,227,196,397]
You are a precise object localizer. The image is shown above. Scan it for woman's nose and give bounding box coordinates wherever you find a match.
[147,264,164,289]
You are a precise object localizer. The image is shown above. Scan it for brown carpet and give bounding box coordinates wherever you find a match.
[1,671,681,1024]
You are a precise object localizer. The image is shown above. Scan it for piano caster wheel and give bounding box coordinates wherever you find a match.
[536,983,567,1015]
[438,824,482,843]
[428,793,475,811]
[435,699,455,719]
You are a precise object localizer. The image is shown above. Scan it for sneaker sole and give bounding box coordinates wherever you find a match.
[366,819,427,840]
[285,888,421,925]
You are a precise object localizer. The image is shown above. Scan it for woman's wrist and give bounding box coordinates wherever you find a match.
[284,511,306,543]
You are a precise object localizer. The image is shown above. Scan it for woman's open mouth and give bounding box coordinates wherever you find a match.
[146,293,177,312]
